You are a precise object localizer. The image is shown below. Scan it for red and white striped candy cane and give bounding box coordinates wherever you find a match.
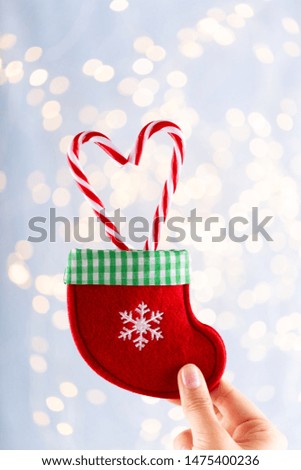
[67,120,185,251]
[129,121,184,250]
[67,131,129,250]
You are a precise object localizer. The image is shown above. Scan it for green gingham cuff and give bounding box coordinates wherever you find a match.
[64,249,190,286]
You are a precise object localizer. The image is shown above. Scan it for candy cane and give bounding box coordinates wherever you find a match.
[129,121,184,250]
[67,121,185,251]
[67,131,129,251]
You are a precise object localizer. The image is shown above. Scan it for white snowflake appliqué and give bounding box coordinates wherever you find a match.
[118,301,164,351]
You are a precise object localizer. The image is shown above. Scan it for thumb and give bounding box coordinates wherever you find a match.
[178,364,234,450]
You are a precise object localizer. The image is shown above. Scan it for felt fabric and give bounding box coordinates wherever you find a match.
[67,283,226,399]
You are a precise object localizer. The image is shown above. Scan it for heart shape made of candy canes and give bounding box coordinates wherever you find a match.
[67,120,185,250]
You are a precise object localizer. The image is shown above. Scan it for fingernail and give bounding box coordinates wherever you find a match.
[181,364,201,390]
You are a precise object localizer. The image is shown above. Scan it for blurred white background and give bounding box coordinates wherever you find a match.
[1,0,301,449]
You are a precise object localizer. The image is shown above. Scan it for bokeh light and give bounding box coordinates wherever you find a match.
[26,88,45,106]
[24,46,42,62]
[59,382,78,398]
[2,0,301,451]
[0,171,7,192]
[33,411,50,426]
[110,0,128,12]
[56,423,73,436]
[29,355,48,373]
[132,58,153,75]
[29,69,48,86]
[0,33,17,49]
[94,64,115,82]
[46,396,64,412]
[86,389,107,405]
[49,76,70,95]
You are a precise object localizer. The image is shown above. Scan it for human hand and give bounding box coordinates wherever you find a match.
[173,364,287,450]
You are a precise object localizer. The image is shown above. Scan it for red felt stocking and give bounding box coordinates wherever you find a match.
[65,249,226,398]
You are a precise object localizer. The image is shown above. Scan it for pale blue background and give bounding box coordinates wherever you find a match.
[1,0,301,449]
